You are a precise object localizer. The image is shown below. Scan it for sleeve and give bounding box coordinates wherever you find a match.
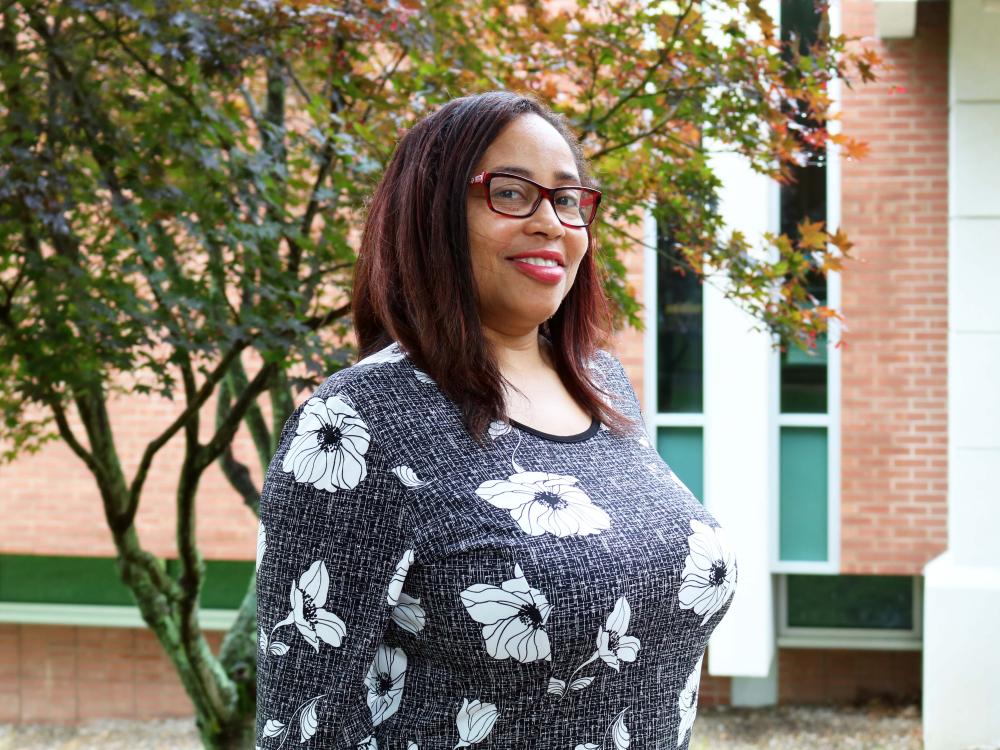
[593,349,647,431]
[255,388,415,748]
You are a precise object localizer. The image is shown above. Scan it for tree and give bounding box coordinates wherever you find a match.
[0,1,878,747]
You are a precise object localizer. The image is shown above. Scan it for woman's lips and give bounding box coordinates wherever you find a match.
[508,258,565,284]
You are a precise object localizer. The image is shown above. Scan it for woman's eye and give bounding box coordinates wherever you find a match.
[495,188,526,200]
[556,194,580,207]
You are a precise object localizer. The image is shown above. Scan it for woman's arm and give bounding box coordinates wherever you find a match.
[255,390,414,748]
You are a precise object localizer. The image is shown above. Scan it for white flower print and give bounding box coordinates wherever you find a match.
[259,693,325,746]
[454,698,499,748]
[281,395,370,493]
[611,709,631,749]
[678,519,737,626]
[256,521,267,571]
[552,596,641,701]
[488,420,512,440]
[413,367,435,384]
[355,342,406,368]
[354,342,431,385]
[596,596,642,671]
[475,471,611,538]
[262,719,285,738]
[299,695,322,742]
[289,560,347,652]
[391,591,426,635]
[572,706,630,750]
[460,564,552,663]
[677,652,704,746]
[392,465,427,488]
[386,549,414,606]
[365,644,407,726]
[407,742,419,750]
[261,560,346,656]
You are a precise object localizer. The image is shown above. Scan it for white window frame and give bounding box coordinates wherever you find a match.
[0,601,238,630]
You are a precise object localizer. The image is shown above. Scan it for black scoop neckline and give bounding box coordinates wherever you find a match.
[508,417,601,443]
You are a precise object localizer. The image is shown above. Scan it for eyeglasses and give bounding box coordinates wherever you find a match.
[469,171,602,228]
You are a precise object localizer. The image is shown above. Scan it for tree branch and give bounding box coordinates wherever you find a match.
[198,360,279,473]
[46,397,100,476]
[215,377,262,517]
[123,341,250,529]
[303,300,352,332]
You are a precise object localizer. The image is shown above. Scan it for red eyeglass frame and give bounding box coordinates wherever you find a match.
[469,171,602,228]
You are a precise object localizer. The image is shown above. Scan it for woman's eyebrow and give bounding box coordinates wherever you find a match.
[492,165,581,183]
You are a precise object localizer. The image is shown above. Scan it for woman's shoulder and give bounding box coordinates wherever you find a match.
[585,346,631,388]
[297,341,440,444]
[313,341,430,398]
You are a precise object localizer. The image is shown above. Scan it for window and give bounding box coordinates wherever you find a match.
[778,574,922,650]
[775,0,841,570]
[651,221,705,502]
[0,554,249,629]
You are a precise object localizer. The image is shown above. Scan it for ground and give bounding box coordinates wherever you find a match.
[0,704,922,750]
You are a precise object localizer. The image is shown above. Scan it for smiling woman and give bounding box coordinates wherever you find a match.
[351,92,629,444]
[255,92,738,750]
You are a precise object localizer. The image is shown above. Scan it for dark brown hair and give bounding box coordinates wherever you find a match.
[352,90,638,445]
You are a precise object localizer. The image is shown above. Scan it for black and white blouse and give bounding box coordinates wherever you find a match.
[255,341,737,749]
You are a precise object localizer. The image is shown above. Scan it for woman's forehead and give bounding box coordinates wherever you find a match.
[479,116,580,182]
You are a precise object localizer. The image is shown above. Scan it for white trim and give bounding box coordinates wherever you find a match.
[0,602,239,631]
[778,634,922,651]
[642,205,659,441]
[772,560,839,575]
[650,412,705,428]
[874,0,918,39]
[777,574,923,651]
[777,413,830,428]
[826,0,844,576]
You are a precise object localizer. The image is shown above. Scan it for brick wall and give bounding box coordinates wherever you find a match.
[2,381,266,561]
[778,648,921,705]
[698,650,732,708]
[609,225,649,407]
[3,623,925,723]
[839,0,949,574]
[0,623,224,723]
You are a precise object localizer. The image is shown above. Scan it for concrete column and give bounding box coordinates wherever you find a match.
[922,0,1000,747]
[701,145,778,688]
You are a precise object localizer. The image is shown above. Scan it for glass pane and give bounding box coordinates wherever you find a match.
[779,0,828,409]
[0,554,253,609]
[787,575,914,630]
[779,427,828,561]
[780,269,828,413]
[0,554,135,606]
[656,223,703,413]
[781,0,823,54]
[656,427,704,504]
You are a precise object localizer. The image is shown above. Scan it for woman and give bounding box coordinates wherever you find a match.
[255,91,737,750]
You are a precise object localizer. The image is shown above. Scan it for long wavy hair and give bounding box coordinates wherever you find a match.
[352,91,638,445]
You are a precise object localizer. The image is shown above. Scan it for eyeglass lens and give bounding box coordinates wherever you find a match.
[489,175,597,226]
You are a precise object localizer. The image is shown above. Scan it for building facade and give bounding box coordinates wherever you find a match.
[1,0,998,748]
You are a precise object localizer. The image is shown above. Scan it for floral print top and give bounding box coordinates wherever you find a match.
[255,342,737,750]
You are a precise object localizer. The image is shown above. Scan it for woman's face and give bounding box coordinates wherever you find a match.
[466,113,590,338]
